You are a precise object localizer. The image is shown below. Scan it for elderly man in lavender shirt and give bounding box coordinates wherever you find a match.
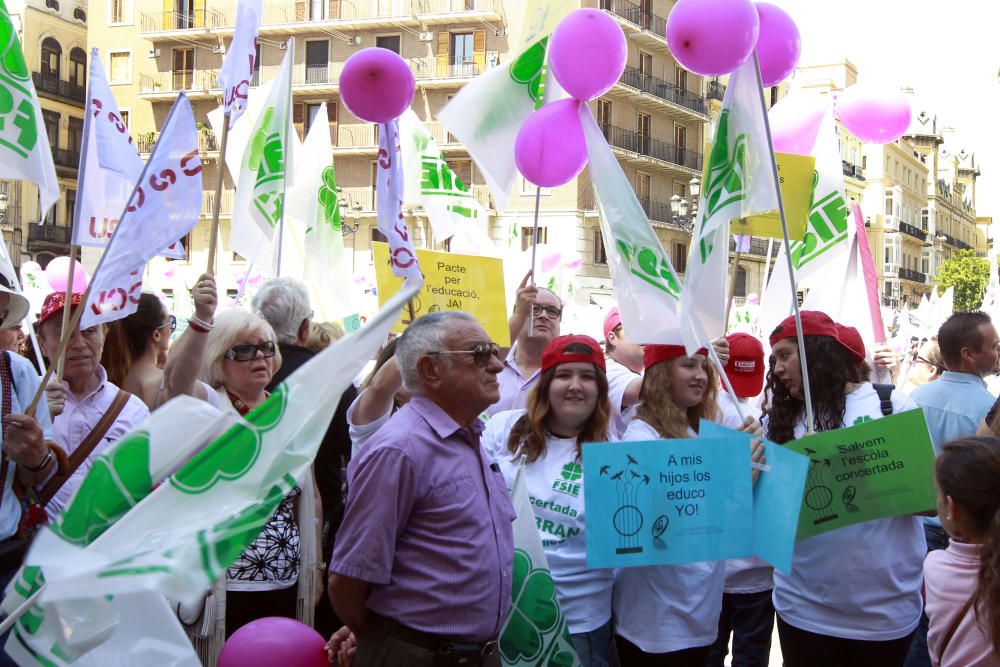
[328,311,515,667]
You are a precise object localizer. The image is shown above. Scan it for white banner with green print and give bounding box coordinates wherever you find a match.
[2,281,419,665]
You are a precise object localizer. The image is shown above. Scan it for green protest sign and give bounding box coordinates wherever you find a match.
[784,409,936,541]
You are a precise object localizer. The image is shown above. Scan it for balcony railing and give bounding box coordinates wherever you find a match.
[638,198,674,225]
[27,223,71,246]
[841,160,865,180]
[899,221,927,242]
[730,237,782,256]
[599,123,703,172]
[201,190,233,217]
[32,71,85,104]
[51,147,80,169]
[137,130,218,155]
[599,0,667,37]
[206,0,497,28]
[410,57,484,80]
[619,65,707,116]
[139,71,213,95]
[943,233,972,250]
[415,0,497,14]
[707,80,726,102]
[898,267,926,283]
[139,8,209,31]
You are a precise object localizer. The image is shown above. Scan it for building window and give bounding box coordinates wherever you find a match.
[172,48,194,90]
[251,43,260,85]
[45,0,59,10]
[674,124,687,151]
[674,67,687,91]
[69,48,86,87]
[638,51,652,77]
[884,190,894,217]
[108,50,131,84]
[305,40,329,84]
[673,242,687,273]
[42,110,59,150]
[596,99,611,131]
[920,208,929,231]
[371,228,387,244]
[41,38,61,78]
[73,7,86,22]
[305,103,324,133]
[452,32,474,66]
[109,0,125,23]
[68,117,84,154]
[594,229,607,265]
[520,226,547,251]
[119,109,129,128]
[65,189,76,226]
[376,35,401,54]
[734,266,747,297]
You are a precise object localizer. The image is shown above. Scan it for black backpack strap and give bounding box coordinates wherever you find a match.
[872,383,895,417]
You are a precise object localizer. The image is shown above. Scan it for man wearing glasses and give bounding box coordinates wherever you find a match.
[488,280,563,416]
[329,311,514,667]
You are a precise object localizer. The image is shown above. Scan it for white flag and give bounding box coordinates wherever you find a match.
[759,108,854,337]
[9,284,418,665]
[217,0,262,126]
[284,103,353,320]
[75,50,185,259]
[579,104,683,344]
[398,109,490,250]
[680,58,780,354]
[81,94,202,328]
[376,119,422,285]
[0,0,58,214]
[231,47,293,271]
[438,39,557,214]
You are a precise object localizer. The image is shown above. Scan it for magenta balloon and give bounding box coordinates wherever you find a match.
[339,48,415,123]
[768,94,829,154]
[515,99,588,188]
[219,617,328,667]
[755,3,800,87]
[837,85,912,144]
[666,0,760,77]
[549,8,627,100]
[44,256,88,294]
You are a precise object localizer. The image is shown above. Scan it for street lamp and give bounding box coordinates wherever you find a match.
[689,176,700,198]
[670,194,694,232]
[0,192,9,227]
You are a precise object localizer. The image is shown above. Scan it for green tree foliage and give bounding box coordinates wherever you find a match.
[935,249,990,312]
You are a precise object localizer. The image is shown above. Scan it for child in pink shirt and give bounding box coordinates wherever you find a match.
[925,436,1000,666]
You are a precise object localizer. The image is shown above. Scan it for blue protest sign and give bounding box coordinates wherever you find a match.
[582,437,754,568]
[700,421,810,573]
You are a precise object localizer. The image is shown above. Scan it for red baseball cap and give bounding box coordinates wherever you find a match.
[643,344,707,371]
[769,311,839,348]
[39,292,83,328]
[603,307,621,341]
[836,325,867,364]
[541,334,606,373]
[725,333,765,398]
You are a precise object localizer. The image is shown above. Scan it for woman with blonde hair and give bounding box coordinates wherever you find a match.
[613,344,762,666]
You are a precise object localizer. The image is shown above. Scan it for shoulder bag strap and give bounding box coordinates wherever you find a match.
[0,352,12,513]
[39,389,131,505]
[940,594,976,662]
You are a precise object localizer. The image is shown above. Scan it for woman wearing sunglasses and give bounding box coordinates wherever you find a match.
[198,309,322,644]
[482,335,616,667]
[101,273,220,411]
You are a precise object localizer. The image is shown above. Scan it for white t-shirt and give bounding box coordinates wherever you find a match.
[605,358,640,439]
[716,392,773,594]
[346,391,392,457]
[771,382,926,641]
[482,409,614,635]
[613,407,744,653]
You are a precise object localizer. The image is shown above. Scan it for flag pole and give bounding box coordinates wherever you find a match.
[274,37,295,278]
[724,246,743,329]
[0,584,44,635]
[526,43,550,339]
[763,236,775,286]
[206,113,231,276]
[55,246,78,381]
[752,51,815,434]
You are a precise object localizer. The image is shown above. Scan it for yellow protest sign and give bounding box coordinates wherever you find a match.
[701,148,815,241]
[513,0,576,56]
[372,243,511,346]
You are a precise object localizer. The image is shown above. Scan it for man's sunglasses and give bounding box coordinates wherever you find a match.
[225,340,277,362]
[428,342,502,367]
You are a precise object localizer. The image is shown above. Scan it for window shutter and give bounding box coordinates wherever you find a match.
[437,31,449,77]
[473,29,486,71]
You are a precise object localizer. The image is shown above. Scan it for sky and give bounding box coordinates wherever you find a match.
[768,0,1000,222]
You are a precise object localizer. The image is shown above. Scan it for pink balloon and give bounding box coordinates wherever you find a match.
[20,261,40,274]
[746,292,760,305]
[666,0,760,77]
[45,256,88,293]
[339,48,415,123]
[219,617,328,667]
[837,85,912,144]
[768,94,829,154]
[755,3,800,87]
[549,9,627,101]
[515,99,588,188]
[541,249,562,273]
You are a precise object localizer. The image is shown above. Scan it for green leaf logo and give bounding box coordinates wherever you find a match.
[0,6,29,81]
[500,549,563,663]
[560,462,583,482]
[318,165,341,232]
[853,415,873,425]
[509,38,548,105]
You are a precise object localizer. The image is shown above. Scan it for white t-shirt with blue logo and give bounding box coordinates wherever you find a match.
[482,409,614,635]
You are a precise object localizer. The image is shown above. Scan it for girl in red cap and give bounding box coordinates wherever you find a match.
[613,344,763,666]
[482,334,615,667]
[764,311,924,667]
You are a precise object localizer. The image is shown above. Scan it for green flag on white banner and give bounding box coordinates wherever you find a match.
[680,58,780,354]
[499,466,580,667]
[0,0,59,215]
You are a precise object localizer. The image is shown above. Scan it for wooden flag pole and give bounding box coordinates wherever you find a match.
[527,186,541,338]
[274,37,295,278]
[751,51,816,434]
[724,248,743,329]
[206,113,231,276]
[55,245,78,381]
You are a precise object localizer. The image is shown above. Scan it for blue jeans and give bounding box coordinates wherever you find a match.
[903,524,949,667]
[706,590,775,667]
[571,620,614,667]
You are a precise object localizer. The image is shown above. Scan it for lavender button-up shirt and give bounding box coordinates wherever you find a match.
[330,395,516,642]
[486,343,539,416]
